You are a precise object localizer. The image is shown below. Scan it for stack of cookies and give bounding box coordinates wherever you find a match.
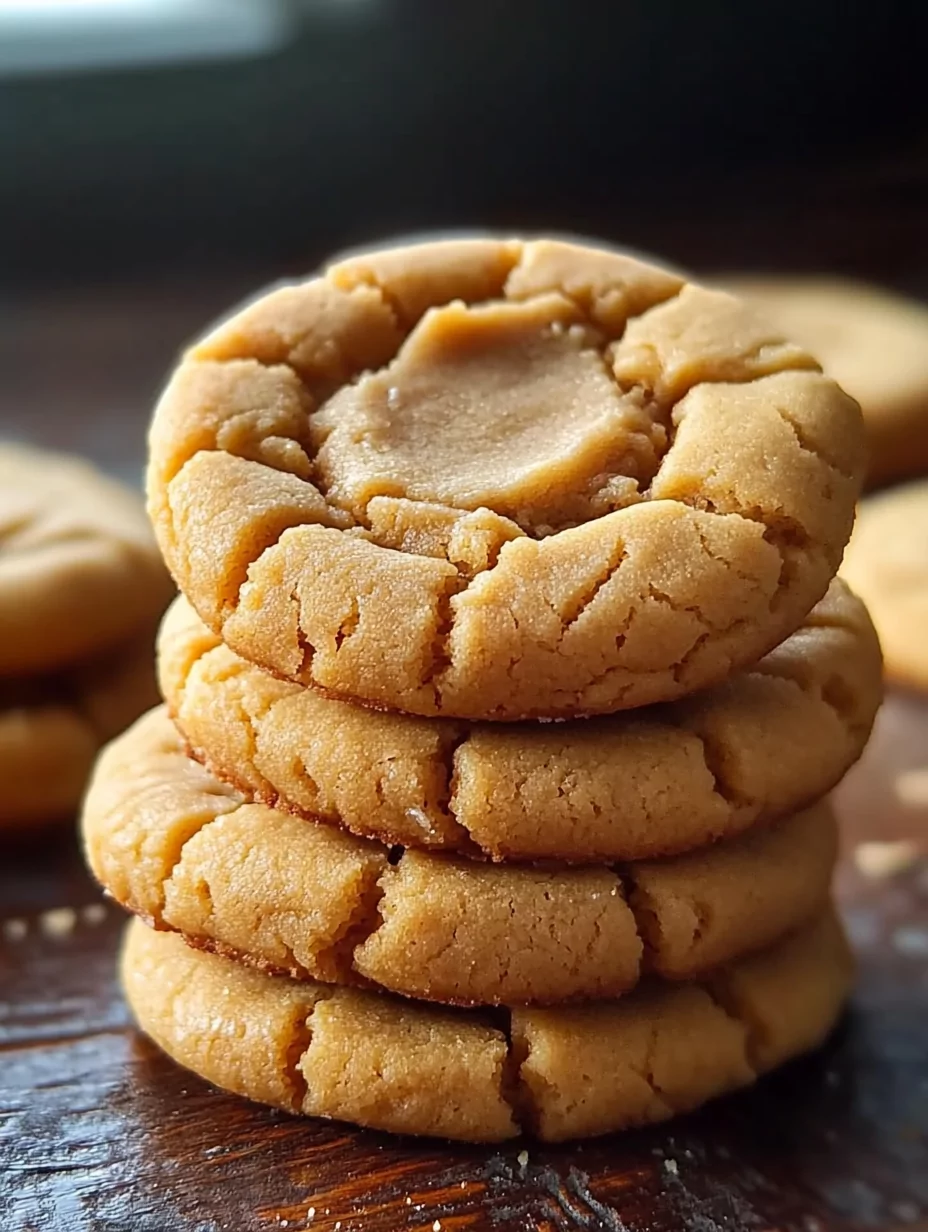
[82,238,881,1142]
[0,443,171,831]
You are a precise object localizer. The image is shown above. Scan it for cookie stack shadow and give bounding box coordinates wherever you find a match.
[81,238,881,1142]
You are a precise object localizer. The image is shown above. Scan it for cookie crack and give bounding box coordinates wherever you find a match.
[700,979,762,1076]
[772,401,855,482]
[559,540,629,636]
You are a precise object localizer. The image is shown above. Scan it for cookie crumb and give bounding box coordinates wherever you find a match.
[890,1200,921,1223]
[517,1149,529,1168]
[404,806,435,836]
[854,840,920,879]
[664,1159,679,1176]
[3,918,27,942]
[81,902,107,926]
[39,907,77,937]
[895,768,928,808]
[892,926,928,958]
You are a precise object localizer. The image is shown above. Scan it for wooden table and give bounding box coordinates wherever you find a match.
[2,284,927,1232]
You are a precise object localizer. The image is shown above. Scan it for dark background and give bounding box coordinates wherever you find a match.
[2,0,927,479]
[4,0,928,286]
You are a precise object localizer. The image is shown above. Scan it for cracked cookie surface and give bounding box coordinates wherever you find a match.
[0,443,173,676]
[147,239,865,719]
[726,276,928,488]
[121,907,853,1142]
[0,631,160,829]
[84,708,837,1007]
[158,579,880,861]
[840,481,928,691]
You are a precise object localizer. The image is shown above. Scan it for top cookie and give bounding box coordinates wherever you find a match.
[0,443,173,676]
[724,277,928,489]
[149,239,865,719]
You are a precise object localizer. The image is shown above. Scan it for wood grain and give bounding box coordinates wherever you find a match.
[1,691,926,1232]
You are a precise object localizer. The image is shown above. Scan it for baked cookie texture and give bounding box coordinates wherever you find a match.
[726,277,928,488]
[0,631,160,829]
[148,239,865,720]
[840,482,928,691]
[121,908,853,1142]
[0,443,173,676]
[158,578,880,861]
[83,707,837,1006]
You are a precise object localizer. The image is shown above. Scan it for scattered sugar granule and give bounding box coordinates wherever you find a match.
[433,1222,442,1231]
[306,1210,315,1223]
[895,768,928,808]
[854,840,920,879]
[664,1159,679,1176]
[517,1150,529,1168]
[81,902,107,926]
[3,918,27,942]
[40,907,77,937]
[405,1197,412,1205]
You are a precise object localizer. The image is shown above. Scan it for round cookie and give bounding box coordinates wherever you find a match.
[725,277,928,488]
[148,238,864,720]
[122,908,853,1142]
[158,578,880,861]
[0,633,160,829]
[84,707,837,1006]
[0,443,173,676]
[840,482,928,691]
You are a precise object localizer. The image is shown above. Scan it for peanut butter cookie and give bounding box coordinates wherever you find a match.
[121,907,853,1142]
[1,632,160,829]
[158,579,879,861]
[84,707,837,1006]
[840,481,928,691]
[148,239,864,719]
[726,277,928,488]
[0,443,172,676]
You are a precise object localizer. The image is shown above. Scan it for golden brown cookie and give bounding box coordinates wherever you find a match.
[725,277,928,488]
[148,238,864,719]
[84,707,837,1006]
[0,443,173,676]
[840,482,928,691]
[121,907,853,1142]
[158,578,880,861]
[0,633,160,829]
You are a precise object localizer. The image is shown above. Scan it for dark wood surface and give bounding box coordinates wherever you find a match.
[2,281,928,1232]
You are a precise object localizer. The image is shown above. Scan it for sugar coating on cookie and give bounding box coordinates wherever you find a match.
[157,579,880,861]
[0,443,172,676]
[0,631,160,828]
[148,239,865,719]
[121,908,853,1141]
[726,277,928,488]
[840,481,928,690]
[84,707,838,1006]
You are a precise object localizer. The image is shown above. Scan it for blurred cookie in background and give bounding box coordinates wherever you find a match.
[0,442,173,676]
[0,442,173,828]
[841,481,928,692]
[722,278,928,489]
[0,629,160,831]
